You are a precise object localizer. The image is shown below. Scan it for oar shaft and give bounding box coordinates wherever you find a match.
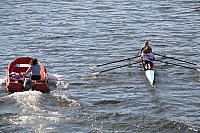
[99,64,128,73]
[154,53,197,66]
[97,58,130,67]
[158,60,197,70]
[99,61,140,73]
[97,55,139,67]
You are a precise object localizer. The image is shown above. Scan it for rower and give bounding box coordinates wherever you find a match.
[139,40,152,55]
[140,47,155,70]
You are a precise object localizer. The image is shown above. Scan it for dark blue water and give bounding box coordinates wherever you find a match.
[0,0,200,132]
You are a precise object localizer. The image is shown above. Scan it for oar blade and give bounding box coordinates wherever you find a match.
[86,71,100,76]
[87,66,101,75]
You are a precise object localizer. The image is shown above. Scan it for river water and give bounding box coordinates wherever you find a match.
[0,0,200,132]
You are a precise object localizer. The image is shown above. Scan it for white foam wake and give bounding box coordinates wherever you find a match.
[0,77,6,85]
[50,90,80,107]
[48,73,69,89]
[8,91,64,132]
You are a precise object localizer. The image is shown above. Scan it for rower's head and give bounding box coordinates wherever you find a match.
[144,40,149,47]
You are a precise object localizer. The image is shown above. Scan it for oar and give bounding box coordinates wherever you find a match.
[96,55,140,67]
[157,60,200,71]
[95,61,140,74]
[153,53,197,66]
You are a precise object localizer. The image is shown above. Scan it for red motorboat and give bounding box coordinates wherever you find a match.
[6,57,49,93]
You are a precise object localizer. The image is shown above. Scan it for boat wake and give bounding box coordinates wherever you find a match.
[47,73,80,107]
[0,78,6,85]
[48,73,69,89]
[9,91,44,113]
[50,90,80,107]
[1,89,79,132]
[4,91,65,132]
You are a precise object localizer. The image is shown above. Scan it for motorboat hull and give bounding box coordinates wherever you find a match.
[6,57,49,93]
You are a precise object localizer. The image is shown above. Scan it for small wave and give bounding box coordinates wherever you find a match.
[94,100,123,105]
[81,112,200,133]
[50,90,80,107]
[94,5,113,11]
[43,35,65,40]
[193,8,200,13]
[120,115,200,132]
[158,119,199,132]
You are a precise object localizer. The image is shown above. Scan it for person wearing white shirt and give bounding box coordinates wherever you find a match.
[140,47,155,70]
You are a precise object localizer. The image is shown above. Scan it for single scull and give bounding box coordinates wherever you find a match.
[141,61,155,86]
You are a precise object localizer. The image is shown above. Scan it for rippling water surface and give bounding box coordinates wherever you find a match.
[0,0,200,132]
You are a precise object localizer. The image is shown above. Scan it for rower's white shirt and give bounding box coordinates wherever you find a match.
[141,52,155,61]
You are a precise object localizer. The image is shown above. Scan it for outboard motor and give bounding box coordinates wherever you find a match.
[23,78,32,91]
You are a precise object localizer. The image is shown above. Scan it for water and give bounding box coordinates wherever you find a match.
[0,0,200,132]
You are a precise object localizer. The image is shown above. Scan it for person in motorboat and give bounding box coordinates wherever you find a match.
[22,58,41,90]
[139,40,152,55]
[140,46,155,70]
[23,58,41,79]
